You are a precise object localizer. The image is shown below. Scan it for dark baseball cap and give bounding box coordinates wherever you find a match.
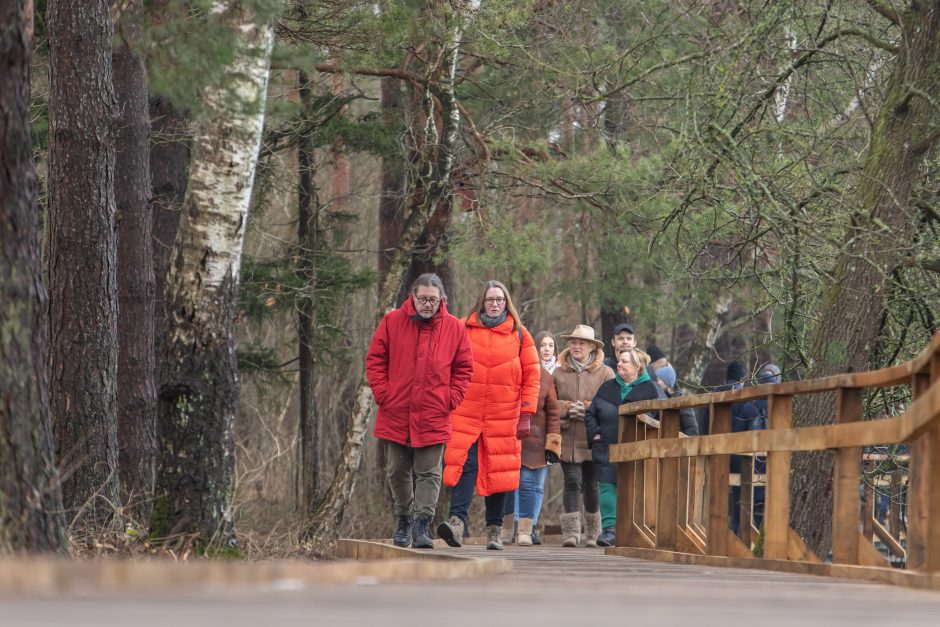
[612,323,635,336]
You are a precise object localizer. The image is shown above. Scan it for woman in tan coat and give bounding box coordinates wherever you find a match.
[553,324,614,547]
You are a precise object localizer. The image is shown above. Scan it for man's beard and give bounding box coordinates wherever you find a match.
[418,309,435,319]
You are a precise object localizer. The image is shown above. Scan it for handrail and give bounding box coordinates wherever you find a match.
[606,331,940,585]
[618,331,940,414]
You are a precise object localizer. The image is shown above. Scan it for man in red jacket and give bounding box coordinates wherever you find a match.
[366,273,473,548]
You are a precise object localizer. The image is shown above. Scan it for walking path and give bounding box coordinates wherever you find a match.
[3,544,940,626]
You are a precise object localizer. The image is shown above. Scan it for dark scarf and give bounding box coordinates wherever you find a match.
[479,310,508,328]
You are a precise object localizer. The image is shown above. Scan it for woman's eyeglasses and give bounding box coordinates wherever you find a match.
[484,297,506,305]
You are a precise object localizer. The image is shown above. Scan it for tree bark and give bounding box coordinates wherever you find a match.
[113,0,157,526]
[0,0,67,553]
[153,1,276,545]
[297,69,319,511]
[47,0,120,526]
[790,4,940,557]
[149,96,189,359]
[306,0,482,546]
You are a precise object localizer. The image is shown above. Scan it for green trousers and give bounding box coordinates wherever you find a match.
[600,482,617,530]
[384,440,445,518]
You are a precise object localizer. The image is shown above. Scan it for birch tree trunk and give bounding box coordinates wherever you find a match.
[47,0,120,526]
[306,0,482,546]
[153,1,277,545]
[790,4,940,557]
[113,0,157,526]
[0,0,67,553]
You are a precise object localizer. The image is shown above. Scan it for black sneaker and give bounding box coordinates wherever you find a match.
[393,515,413,547]
[596,525,616,548]
[412,515,434,549]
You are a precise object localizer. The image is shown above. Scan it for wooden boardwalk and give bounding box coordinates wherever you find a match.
[3,544,940,626]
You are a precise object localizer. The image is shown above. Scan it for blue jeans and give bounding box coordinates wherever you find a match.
[516,466,549,522]
[448,441,508,527]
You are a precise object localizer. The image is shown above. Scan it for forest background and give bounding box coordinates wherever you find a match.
[1,0,939,560]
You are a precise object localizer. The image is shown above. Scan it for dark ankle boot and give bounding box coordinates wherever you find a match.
[393,515,413,547]
[412,515,434,549]
[596,525,616,547]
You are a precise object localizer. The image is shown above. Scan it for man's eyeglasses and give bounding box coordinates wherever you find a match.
[415,296,440,305]
[484,297,506,305]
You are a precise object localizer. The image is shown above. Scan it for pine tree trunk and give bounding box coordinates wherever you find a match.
[790,4,940,557]
[0,0,67,553]
[306,0,482,546]
[47,0,120,526]
[297,70,319,511]
[113,0,157,526]
[153,2,276,545]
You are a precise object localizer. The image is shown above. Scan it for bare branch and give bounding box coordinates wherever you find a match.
[865,0,901,25]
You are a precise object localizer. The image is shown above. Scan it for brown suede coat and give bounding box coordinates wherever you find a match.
[553,348,614,463]
[521,366,562,468]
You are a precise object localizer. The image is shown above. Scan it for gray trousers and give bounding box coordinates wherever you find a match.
[384,440,445,518]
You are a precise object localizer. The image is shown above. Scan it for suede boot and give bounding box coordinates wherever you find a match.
[560,511,581,547]
[502,513,516,544]
[486,524,504,550]
[584,510,602,548]
[412,515,434,549]
[516,518,534,546]
[436,515,464,548]
[393,515,413,548]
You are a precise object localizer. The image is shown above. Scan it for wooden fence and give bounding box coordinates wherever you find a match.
[606,333,940,589]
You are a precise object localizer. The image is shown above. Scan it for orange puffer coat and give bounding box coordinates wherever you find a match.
[443,312,540,496]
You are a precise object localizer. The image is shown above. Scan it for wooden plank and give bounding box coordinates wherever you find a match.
[764,395,792,561]
[927,418,940,573]
[607,389,933,461]
[617,333,940,415]
[738,455,753,547]
[676,525,706,555]
[677,455,691,528]
[888,470,902,542]
[692,457,707,530]
[656,409,681,550]
[832,387,863,565]
[908,371,931,570]
[787,527,820,563]
[727,529,752,558]
[642,421,658,534]
[857,533,890,567]
[706,403,731,556]
[861,462,875,542]
[872,518,906,559]
[604,546,940,591]
[615,414,638,548]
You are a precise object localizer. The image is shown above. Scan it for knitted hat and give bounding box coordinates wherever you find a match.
[655,365,677,390]
[757,363,782,385]
[726,360,747,383]
[646,344,667,363]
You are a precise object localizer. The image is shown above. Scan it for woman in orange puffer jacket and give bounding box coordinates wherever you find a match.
[437,280,540,550]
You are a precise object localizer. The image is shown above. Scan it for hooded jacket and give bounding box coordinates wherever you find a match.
[443,311,540,495]
[367,298,473,447]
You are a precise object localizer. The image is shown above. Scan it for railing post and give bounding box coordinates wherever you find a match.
[908,371,930,569]
[832,387,863,565]
[738,454,753,547]
[615,413,638,548]
[706,403,731,556]
[764,394,793,560]
[925,354,940,572]
[656,408,680,551]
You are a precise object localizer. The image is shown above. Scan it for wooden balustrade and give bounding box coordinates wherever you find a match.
[605,332,940,590]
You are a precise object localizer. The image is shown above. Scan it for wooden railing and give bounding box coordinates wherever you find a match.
[607,333,940,589]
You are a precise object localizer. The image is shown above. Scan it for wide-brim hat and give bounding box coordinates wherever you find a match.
[559,324,604,349]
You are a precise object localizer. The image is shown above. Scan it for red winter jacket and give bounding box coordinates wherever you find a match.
[367,298,473,447]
